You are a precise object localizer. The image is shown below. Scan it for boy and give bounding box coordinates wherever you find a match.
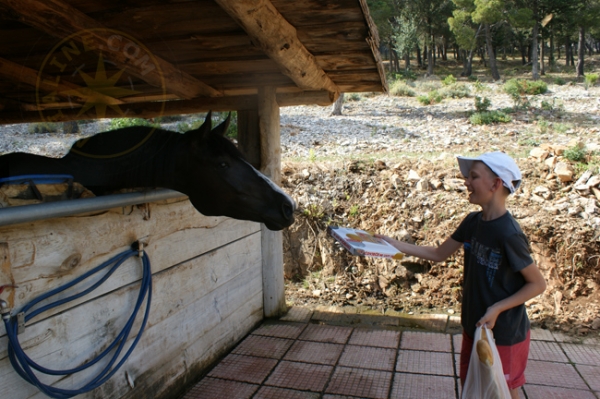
[377,152,546,398]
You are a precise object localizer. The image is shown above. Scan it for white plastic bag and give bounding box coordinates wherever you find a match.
[462,325,512,399]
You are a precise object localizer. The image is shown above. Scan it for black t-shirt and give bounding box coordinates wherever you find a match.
[451,211,534,345]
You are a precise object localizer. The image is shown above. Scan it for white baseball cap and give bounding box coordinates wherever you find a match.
[457,152,522,194]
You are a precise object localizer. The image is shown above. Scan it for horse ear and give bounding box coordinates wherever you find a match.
[213,113,231,137]
[185,111,213,144]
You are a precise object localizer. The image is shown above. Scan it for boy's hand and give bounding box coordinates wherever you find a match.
[476,305,502,329]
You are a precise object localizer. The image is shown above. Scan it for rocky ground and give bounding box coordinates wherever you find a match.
[1,75,599,338]
[278,78,600,338]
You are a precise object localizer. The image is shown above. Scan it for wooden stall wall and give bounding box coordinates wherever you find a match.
[0,198,263,399]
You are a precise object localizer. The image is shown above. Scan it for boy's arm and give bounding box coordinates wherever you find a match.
[476,263,547,329]
[376,235,462,263]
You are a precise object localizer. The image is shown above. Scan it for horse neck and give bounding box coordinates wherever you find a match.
[92,129,185,190]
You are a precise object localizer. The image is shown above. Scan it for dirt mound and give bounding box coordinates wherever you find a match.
[281,155,600,337]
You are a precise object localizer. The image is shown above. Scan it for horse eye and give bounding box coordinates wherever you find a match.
[219,161,229,169]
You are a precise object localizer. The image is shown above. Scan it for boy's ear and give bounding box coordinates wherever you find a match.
[491,177,503,192]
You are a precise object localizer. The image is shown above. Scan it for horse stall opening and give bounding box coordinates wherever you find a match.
[0,194,264,398]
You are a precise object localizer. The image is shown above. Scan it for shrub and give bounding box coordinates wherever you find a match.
[439,83,471,99]
[504,78,548,107]
[391,69,417,81]
[109,118,157,129]
[28,122,59,133]
[564,145,587,162]
[469,110,511,125]
[389,80,416,97]
[417,90,443,105]
[347,93,362,101]
[442,74,457,86]
[553,76,566,85]
[474,96,491,113]
[585,73,599,89]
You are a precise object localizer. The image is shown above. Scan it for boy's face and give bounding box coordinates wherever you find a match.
[463,161,501,205]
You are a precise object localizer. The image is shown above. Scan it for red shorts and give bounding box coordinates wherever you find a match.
[459,329,530,390]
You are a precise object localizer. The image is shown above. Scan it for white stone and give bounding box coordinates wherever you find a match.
[407,169,420,182]
[586,175,600,188]
[554,162,574,182]
[530,147,549,160]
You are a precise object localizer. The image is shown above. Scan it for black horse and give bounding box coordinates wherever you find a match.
[0,113,295,231]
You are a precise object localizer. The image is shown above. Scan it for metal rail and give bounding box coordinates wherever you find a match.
[0,189,186,227]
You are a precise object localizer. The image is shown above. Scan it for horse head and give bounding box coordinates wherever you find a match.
[176,112,296,231]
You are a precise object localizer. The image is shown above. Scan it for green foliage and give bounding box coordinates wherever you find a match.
[308,149,317,162]
[347,93,362,102]
[507,8,534,29]
[553,77,567,85]
[391,69,417,81]
[503,79,548,107]
[417,90,443,105]
[439,83,471,99]
[448,9,477,50]
[585,73,599,89]
[303,203,325,219]
[553,123,570,134]
[27,122,59,133]
[564,145,587,163]
[519,137,541,147]
[392,14,419,60]
[389,80,416,97]
[469,110,511,125]
[472,0,504,24]
[109,118,157,129]
[442,74,457,86]
[349,204,360,218]
[474,96,491,112]
[537,118,550,134]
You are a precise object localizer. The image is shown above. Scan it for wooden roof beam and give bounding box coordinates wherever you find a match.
[0,57,125,107]
[0,91,335,125]
[0,0,222,99]
[214,0,339,98]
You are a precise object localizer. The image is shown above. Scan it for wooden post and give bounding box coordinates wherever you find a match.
[237,109,261,169]
[257,86,286,318]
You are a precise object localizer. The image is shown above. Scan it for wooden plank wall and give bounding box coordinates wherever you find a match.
[0,198,263,399]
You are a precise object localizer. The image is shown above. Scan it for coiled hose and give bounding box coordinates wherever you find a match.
[2,243,152,398]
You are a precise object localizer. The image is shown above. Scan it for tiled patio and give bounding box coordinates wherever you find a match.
[181,306,600,399]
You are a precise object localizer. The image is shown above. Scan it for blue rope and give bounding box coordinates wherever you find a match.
[2,245,152,398]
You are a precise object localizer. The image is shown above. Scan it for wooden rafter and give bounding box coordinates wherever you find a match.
[214,0,339,98]
[0,0,222,99]
[0,91,335,125]
[0,57,125,107]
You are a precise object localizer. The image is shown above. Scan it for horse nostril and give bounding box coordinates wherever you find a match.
[282,202,294,219]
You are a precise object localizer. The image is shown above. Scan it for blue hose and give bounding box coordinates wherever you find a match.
[2,244,152,398]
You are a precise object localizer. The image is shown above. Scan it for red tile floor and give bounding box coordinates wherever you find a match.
[181,306,600,399]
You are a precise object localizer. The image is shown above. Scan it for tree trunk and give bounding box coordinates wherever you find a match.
[484,24,500,80]
[549,30,555,68]
[540,32,545,75]
[532,22,540,80]
[404,51,410,70]
[331,92,344,115]
[566,37,570,66]
[577,26,585,78]
[416,44,422,67]
[427,39,434,75]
